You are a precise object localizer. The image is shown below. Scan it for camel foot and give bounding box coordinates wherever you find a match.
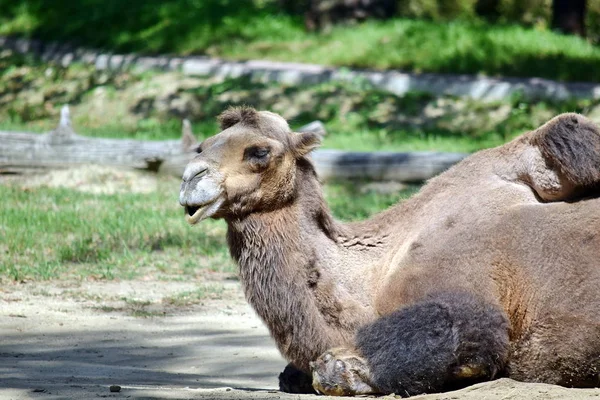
[278,363,316,394]
[310,347,378,396]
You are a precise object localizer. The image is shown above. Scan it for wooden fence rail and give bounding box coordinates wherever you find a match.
[0,106,466,182]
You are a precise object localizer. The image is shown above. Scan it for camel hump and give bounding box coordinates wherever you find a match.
[532,113,600,188]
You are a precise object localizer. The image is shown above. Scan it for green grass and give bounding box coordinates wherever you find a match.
[2,1,600,82]
[162,284,225,306]
[0,119,220,143]
[0,178,231,282]
[320,119,509,153]
[0,177,416,282]
[214,19,600,82]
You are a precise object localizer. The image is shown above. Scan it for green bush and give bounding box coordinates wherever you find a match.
[587,0,600,43]
[398,0,594,39]
[398,0,478,20]
[0,0,301,54]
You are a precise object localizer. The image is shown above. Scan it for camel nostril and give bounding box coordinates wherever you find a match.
[193,168,208,180]
[183,166,208,182]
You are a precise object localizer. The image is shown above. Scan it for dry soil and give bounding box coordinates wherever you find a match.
[3,280,600,400]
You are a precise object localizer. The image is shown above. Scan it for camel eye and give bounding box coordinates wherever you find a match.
[195,144,203,154]
[244,146,270,160]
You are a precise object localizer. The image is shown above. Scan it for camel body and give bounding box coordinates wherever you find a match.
[179,108,600,394]
[366,152,600,386]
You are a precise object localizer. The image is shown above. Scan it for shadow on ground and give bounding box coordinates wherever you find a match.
[0,286,287,398]
[3,282,600,400]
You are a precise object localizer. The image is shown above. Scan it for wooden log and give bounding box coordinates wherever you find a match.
[312,150,466,182]
[0,106,466,182]
[0,106,188,175]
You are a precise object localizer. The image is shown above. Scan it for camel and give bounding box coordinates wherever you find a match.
[179,107,600,396]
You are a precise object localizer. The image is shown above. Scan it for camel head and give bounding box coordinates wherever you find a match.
[179,107,321,224]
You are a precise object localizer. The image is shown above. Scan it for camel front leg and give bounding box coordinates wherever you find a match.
[312,291,510,397]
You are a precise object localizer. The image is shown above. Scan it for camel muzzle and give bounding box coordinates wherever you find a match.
[179,164,225,224]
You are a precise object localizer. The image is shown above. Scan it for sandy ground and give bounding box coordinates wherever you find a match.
[1,280,286,399]
[3,280,600,400]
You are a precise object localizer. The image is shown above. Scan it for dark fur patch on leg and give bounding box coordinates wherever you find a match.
[279,363,317,394]
[532,113,600,187]
[356,292,509,397]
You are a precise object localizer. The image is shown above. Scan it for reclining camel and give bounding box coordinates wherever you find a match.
[179,107,600,396]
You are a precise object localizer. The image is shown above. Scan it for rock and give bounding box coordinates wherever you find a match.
[165,92,202,119]
[109,385,121,393]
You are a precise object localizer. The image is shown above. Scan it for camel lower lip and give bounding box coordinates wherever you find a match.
[184,198,222,225]
[186,205,201,217]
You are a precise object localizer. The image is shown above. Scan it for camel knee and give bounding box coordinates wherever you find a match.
[311,292,510,396]
[363,292,509,396]
[311,347,377,396]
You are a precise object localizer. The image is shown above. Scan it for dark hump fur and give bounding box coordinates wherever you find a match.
[532,113,600,186]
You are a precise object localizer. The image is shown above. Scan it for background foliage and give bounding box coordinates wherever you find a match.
[1,1,599,82]
[2,0,600,283]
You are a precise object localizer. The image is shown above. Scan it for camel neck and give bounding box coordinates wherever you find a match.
[225,163,374,370]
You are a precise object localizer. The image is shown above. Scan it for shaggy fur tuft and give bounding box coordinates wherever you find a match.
[356,292,509,397]
[218,106,260,130]
[533,113,600,188]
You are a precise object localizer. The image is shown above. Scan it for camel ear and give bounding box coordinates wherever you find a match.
[532,113,600,187]
[291,131,321,157]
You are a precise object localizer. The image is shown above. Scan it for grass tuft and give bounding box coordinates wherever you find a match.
[0,175,415,282]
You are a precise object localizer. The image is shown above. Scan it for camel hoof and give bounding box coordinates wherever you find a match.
[278,363,316,394]
[310,348,378,396]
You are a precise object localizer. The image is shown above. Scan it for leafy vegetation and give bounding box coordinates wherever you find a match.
[213,19,600,82]
[2,0,600,82]
[2,4,600,284]
[3,50,600,155]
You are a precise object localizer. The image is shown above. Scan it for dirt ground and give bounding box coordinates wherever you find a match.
[2,280,600,400]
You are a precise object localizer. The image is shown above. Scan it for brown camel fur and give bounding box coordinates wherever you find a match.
[179,107,600,396]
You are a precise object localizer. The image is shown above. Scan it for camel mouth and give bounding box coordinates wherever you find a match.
[186,205,201,217]
[184,197,224,225]
[185,203,211,225]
